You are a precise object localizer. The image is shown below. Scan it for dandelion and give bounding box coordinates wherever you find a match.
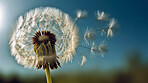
[96,10,109,21]
[9,7,78,83]
[9,7,119,83]
[80,55,87,66]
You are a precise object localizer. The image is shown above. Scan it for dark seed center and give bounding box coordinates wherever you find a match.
[32,30,56,46]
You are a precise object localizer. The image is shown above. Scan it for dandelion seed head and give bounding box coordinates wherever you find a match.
[9,7,78,69]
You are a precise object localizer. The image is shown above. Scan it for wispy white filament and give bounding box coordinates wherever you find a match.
[84,28,96,45]
[109,18,116,29]
[80,55,87,66]
[107,18,116,37]
[91,42,96,54]
[9,7,79,68]
[98,41,108,57]
[90,41,108,57]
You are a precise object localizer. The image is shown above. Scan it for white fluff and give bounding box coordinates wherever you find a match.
[90,41,108,57]
[9,7,79,68]
[97,10,109,21]
[77,10,87,18]
[80,55,87,66]
[109,18,116,29]
[98,41,108,57]
[107,18,116,37]
[84,28,96,45]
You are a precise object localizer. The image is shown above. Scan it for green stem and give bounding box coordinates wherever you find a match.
[45,67,52,83]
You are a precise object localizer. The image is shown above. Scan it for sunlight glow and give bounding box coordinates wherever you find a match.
[0,4,4,28]
[0,6,3,25]
[0,8,2,23]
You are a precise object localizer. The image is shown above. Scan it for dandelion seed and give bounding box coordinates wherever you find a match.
[91,42,97,54]
[84,28,96,45]
[90,41,108,57]
[80,55,87,66]
[98,41,108,57]
[107,18,117,37]
[109,18,116,29]
[107,28,113,38]
[76,10,87,19]
[97,10,109,21]
[101,28,107,36]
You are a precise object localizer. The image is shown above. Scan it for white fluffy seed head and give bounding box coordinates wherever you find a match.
[9,7,79,68]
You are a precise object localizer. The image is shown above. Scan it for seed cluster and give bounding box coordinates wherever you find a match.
[32,30,60,70]
[32,30,56,47]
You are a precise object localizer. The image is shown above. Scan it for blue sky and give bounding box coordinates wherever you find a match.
[0,0,148,76]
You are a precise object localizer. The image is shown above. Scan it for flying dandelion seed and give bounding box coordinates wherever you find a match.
[98,41,108,57]
[91,42,96,54]
[80,55,87,66]
[96,10,109,21]
[90,41,108,57]
[84,27,96,45]
[101,28,107,36]
[76,10,87,19]
[107,18,117,38]
[109,18,116,29]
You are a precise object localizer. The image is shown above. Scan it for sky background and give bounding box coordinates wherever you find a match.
[0,0,148,76]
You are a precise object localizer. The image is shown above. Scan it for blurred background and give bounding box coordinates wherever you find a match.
[0,0,148,83]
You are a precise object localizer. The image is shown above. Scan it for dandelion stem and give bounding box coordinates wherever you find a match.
[45,67,52,83]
